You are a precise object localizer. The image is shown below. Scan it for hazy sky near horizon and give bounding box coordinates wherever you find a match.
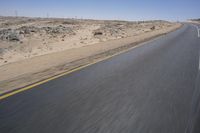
[0,0,199,21]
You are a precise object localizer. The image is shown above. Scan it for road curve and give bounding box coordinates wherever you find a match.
[0,23,200,133]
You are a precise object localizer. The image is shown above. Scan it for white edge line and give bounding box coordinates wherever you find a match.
[198,43,200,70]
[195,25,200,70]
[199,56,200,70]
[191,24,200,70]
[192,24,200,38]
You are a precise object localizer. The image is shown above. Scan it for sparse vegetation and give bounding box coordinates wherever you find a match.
[0,16,175,66]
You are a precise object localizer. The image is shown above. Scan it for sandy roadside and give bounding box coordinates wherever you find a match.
[0,23,181,94]
[187,21,200,25]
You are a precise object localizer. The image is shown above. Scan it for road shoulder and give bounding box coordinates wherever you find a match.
[0,24,182,95]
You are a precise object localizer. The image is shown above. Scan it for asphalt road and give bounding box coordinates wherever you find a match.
[0,23,200,133]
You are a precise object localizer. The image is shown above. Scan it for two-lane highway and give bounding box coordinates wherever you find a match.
[0,24,200,133]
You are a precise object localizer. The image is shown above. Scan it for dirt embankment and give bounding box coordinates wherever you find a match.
[187,19,200,25]
[0,17,182,94]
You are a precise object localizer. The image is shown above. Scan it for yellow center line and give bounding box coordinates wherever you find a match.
[0,34,166,101]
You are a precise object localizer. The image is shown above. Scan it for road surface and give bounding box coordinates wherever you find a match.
[0,23,200,133]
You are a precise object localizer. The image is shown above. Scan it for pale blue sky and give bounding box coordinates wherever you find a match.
[0,0,199,21]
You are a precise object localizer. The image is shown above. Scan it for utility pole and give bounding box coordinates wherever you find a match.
[47,13,49,18]
[15,10,18,17]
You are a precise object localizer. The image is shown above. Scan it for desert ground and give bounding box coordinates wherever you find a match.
[0,16,181,93]
[190,19,200,24]
[187,19,200,25]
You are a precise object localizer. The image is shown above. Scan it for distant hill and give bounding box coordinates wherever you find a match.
[190,19,200,21]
